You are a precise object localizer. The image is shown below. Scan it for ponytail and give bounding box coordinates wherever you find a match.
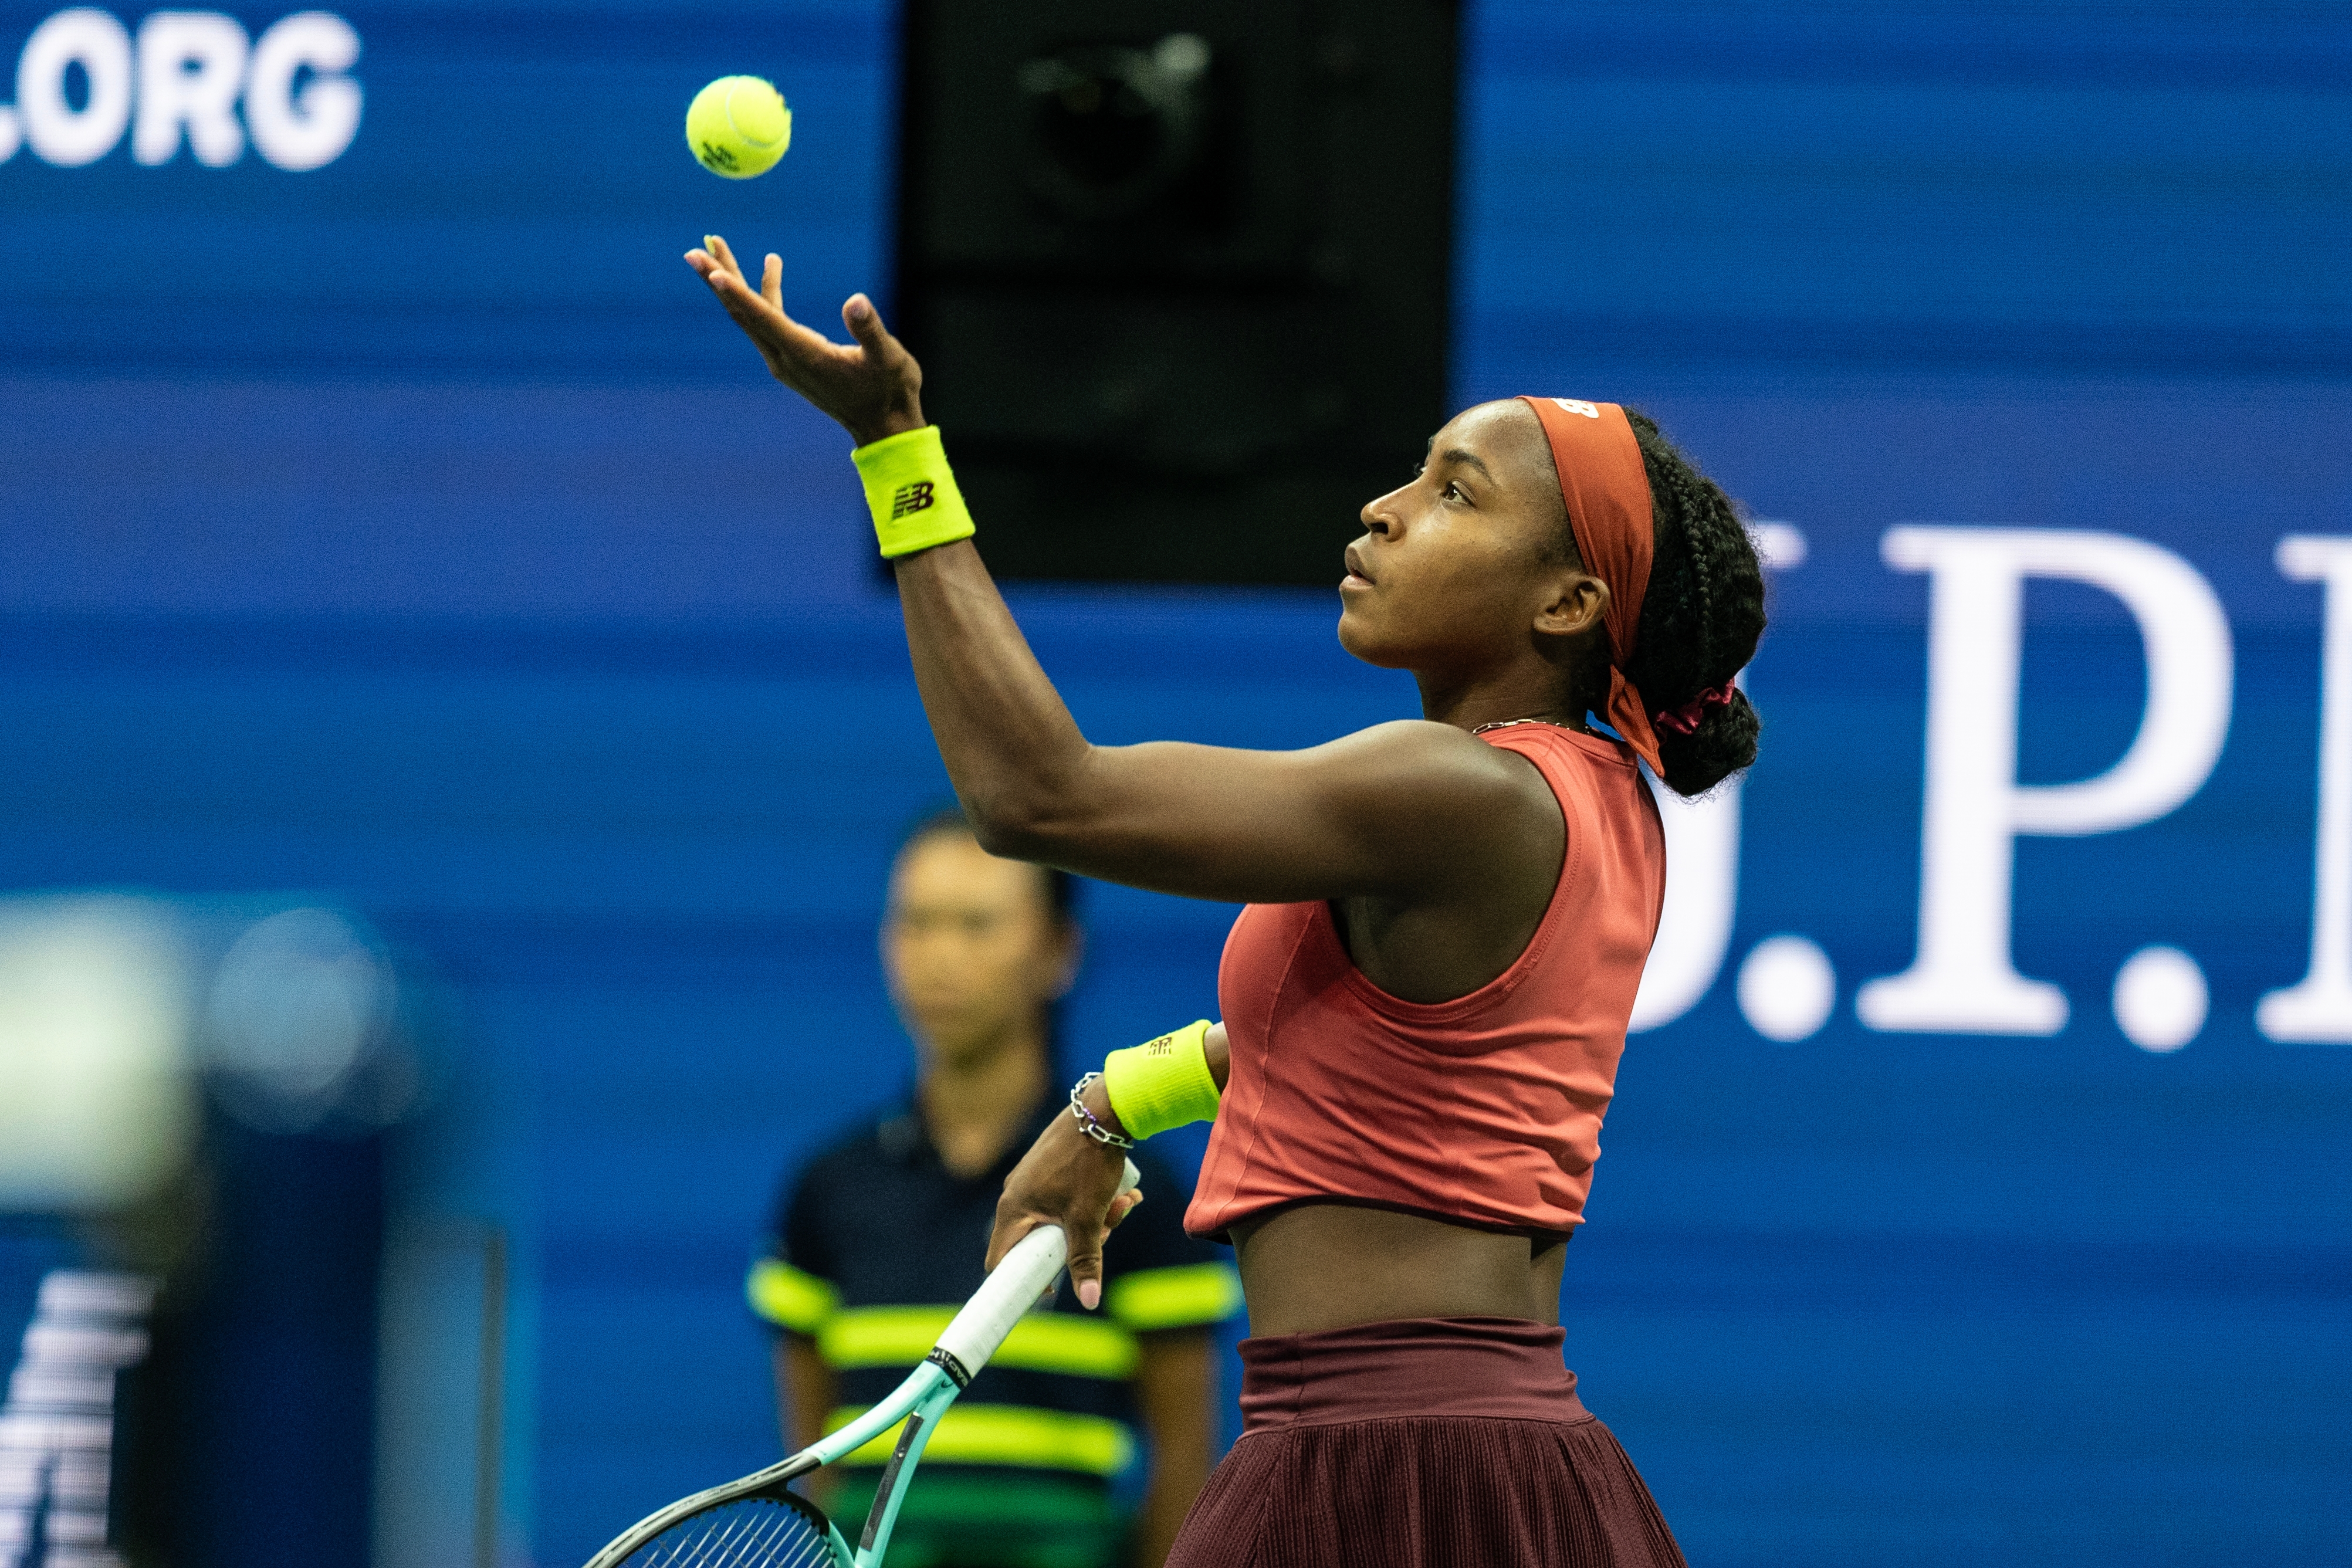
[1621,411,1766,797]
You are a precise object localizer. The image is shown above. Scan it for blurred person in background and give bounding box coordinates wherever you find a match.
[749,809,1239,1568]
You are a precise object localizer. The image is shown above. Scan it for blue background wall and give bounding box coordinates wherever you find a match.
[2,2,2348,1564]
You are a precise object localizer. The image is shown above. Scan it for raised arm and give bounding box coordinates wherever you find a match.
[685,239,1556,908]
[891,535,1547,901]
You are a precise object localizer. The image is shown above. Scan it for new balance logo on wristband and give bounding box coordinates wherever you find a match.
[855,427,974,557]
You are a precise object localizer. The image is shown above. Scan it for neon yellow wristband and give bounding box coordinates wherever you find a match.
[851,425,976,558]
[1101,1020,1220,1142]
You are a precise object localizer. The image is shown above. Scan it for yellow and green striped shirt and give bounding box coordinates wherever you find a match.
[753,1104,1240,1489]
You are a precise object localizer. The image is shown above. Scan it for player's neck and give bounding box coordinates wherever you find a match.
[919,1028,1050,1179]
[1416,658,1589,734]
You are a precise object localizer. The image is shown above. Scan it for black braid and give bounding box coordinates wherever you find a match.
[1617,409,1766,797]
[1680,477,1716,678]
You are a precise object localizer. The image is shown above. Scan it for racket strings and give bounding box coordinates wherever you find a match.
[618,1496,838,1568]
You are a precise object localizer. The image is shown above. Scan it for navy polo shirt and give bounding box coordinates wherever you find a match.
[749,1097,1240,1501]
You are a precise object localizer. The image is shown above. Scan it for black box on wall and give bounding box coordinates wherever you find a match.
[895,0,1458,585]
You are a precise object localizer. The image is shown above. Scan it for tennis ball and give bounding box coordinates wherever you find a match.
[686,76,791,180]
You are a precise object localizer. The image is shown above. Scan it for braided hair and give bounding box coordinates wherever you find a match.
[1619,409,1766,797]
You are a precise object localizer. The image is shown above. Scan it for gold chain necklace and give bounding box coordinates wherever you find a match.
[1468,717,1571,736]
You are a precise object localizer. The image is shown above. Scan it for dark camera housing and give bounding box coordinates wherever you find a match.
[895,0,1458,585]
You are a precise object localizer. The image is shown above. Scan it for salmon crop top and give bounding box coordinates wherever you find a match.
[1185,723,1668,1240]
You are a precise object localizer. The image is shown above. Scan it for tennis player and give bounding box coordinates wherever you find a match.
[688,237,1764,1566]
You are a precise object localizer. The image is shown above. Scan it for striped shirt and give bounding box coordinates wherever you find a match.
[749,1097,1240,1553]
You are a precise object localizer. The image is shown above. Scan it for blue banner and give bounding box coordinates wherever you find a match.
[2,4,2347,1565]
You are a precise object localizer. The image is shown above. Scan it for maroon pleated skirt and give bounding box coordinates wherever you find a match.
[1165,1317,1686,1568]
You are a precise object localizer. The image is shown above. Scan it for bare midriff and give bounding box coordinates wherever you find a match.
[1229,1201,1568,1338]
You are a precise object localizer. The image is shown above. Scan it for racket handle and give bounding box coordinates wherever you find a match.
[935,1159,1140,1379]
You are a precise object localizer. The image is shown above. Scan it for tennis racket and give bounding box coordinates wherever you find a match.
[584,1159,1142,1568]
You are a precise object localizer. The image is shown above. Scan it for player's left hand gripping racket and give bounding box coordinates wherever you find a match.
[584,1159,1141,1568]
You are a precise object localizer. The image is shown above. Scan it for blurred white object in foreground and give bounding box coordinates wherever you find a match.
[0,899,194,1211]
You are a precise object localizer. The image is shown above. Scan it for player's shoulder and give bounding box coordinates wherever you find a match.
[1334,717,1546,787]
[1336,717,1490,760]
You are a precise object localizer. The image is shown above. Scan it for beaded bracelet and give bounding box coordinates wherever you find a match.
[1067,1072,1136,1150]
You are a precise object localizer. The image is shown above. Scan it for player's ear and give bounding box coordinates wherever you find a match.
[1534,573,1609,641]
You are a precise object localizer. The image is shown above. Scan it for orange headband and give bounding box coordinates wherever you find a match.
[1517,396,1661,774]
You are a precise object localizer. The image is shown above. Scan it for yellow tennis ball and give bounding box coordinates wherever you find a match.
[686,76,791,180]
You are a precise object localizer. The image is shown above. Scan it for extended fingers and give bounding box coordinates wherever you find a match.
[687,249,872,364]
[689,256,735,299]
[705,233,747,282]
[700,265,776,333]
[700,252,803,338]
[842,293,896,352]
[695,260,831,353]
[682,235,746,288]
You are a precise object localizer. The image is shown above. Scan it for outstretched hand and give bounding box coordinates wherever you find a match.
[988,1108,1145,1312]
[684,235,926,448]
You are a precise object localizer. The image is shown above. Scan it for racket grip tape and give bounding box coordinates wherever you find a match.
[934,1160,1140,1376]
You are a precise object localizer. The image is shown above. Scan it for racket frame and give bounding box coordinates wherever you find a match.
[579,1362,948,1568]
[583,1160,1138,1568]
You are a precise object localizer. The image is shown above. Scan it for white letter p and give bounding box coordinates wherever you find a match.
[1856,527,2233,1035]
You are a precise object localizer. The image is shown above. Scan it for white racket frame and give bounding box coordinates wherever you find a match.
[584,1159,1141,1568]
